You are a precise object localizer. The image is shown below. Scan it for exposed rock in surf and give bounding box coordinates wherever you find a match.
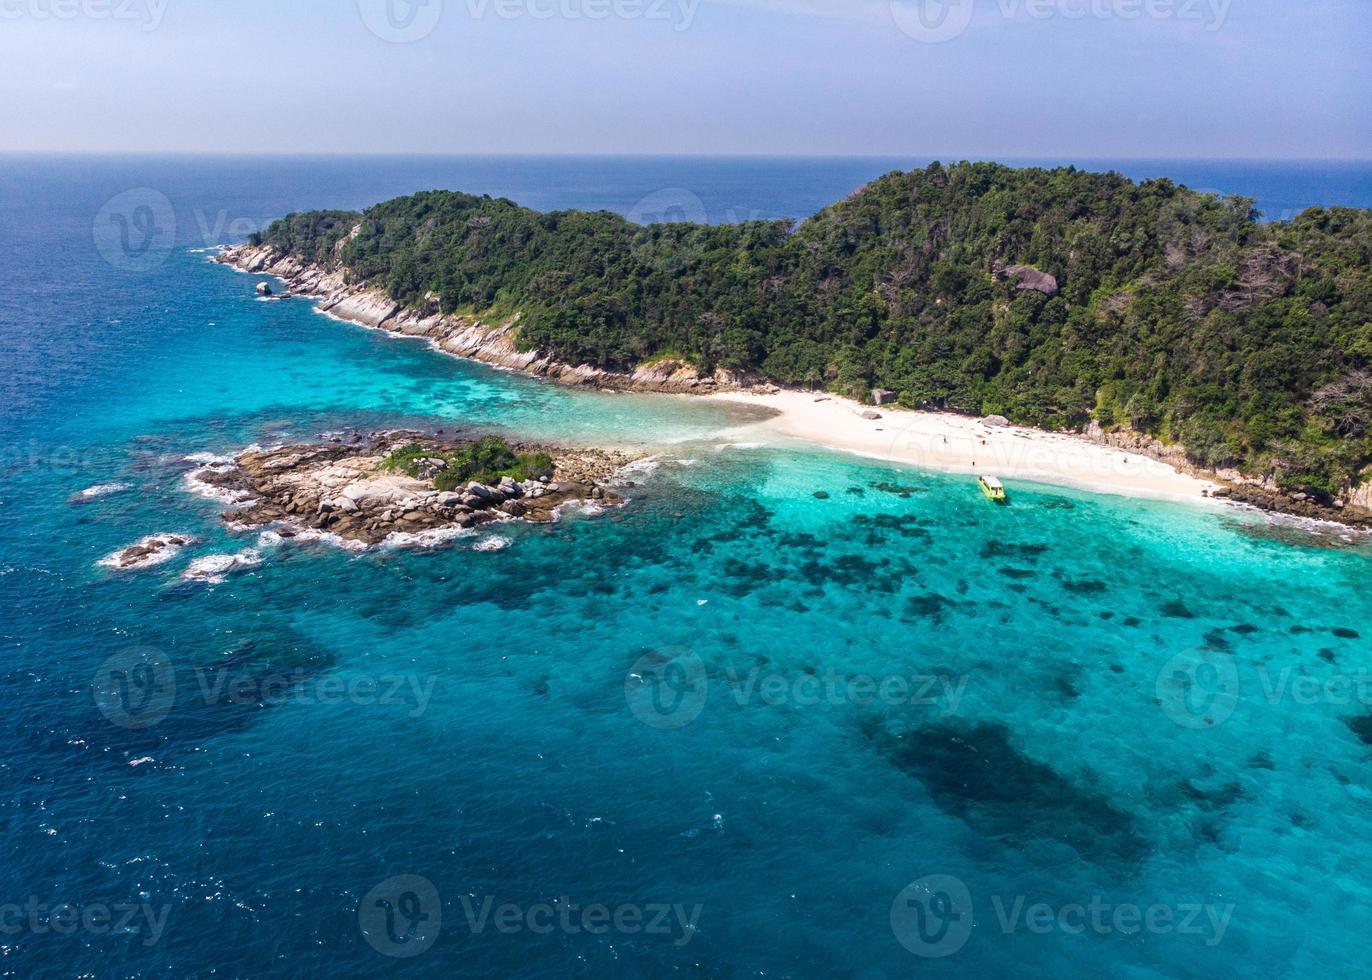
[190,430,639,547]
[99,533,197,571]
[182,548,264,584]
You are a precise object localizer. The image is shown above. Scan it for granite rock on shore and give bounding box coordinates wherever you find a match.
[190,431,639,546]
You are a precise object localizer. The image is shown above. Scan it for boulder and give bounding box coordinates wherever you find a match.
[983,415,1011,428]
[436,491,464,508]
[500,500,527,518]
[466,482,500,503]
[414,457,449,480]
[861,411,883,421]
[871,389,897,406]
[998,265,1059,296]
[255,282,273,296]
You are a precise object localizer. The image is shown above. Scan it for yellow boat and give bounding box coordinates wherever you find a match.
[978,475,1007,502]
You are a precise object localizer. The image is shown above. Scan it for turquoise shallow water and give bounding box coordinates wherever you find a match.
[2,157,1371,977]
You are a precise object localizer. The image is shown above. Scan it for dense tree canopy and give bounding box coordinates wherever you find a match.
[251,162,1372,495]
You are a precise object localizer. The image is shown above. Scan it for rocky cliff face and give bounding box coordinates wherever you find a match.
[219,242,771,396]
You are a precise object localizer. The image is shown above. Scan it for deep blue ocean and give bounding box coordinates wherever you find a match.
[2,155,1370,978]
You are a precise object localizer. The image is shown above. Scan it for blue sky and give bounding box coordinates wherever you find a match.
[1,0,1367,157]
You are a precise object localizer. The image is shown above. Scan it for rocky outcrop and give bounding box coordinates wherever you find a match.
[218,243,774,396]
[1210,483,1372,528]
[99,534,197,571]
[1351,470,1372,512]
[996,265,1059,296]
[189,431,638,546]
[1080,420,1372,528]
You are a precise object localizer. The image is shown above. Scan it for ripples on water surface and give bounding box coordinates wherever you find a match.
[1,157,1370,977]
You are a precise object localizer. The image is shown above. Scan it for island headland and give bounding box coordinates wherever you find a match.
[215,161,1372,525]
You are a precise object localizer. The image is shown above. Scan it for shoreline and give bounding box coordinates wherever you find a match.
[215,243,1371,527]
[705,389,1221,505]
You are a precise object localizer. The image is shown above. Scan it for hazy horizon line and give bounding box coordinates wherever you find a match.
[3,150,1371,164]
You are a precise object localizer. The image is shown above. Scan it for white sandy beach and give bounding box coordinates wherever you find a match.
[708,390,1219,503]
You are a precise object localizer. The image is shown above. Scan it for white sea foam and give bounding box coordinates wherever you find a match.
[182,469,252,505]
[473,535,512,552]
[381,526,475,550]
[69,482,131,504]
[183,452,234,466]
[616,456,663,477]
[290,528,370,554]
[182,548,264,585]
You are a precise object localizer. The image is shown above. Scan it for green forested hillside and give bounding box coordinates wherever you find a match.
[250,162,1372,496]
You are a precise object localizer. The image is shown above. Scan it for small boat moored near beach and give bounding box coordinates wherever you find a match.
[978,475,1008,502]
